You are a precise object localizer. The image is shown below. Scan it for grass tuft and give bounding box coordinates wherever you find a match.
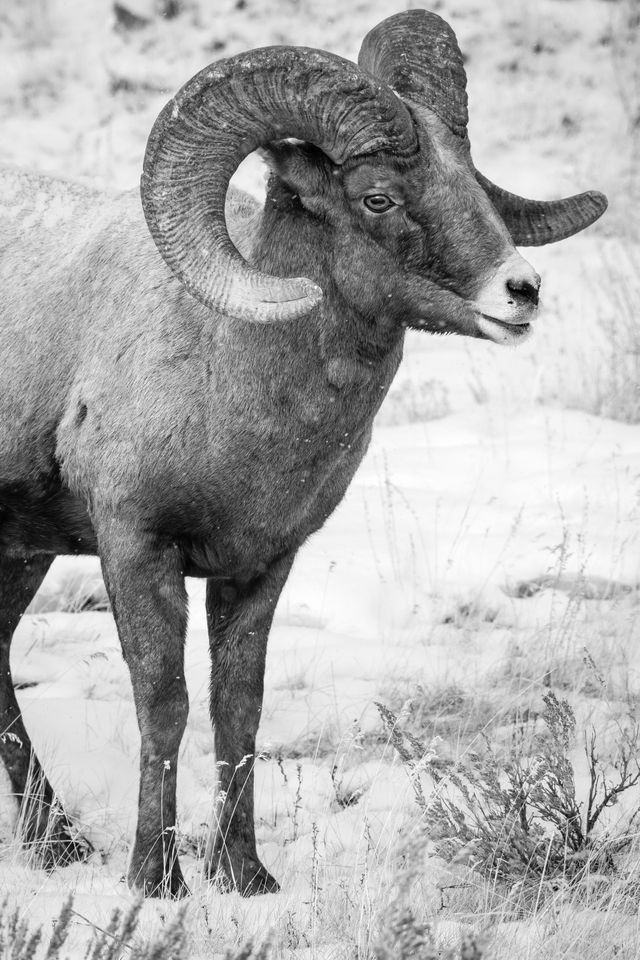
[0,895,194,960]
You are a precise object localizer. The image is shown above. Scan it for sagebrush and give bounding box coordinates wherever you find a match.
[378,691,640,892]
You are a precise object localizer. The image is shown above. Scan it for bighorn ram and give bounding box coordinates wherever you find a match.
[0,9,606,897]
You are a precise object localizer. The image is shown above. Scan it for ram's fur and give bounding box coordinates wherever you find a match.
[0,9,606,899]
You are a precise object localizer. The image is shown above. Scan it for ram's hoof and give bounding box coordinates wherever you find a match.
[208,853,280,896]
[23,813,93,869]
[238,864,280,897]
[128,864,190,900]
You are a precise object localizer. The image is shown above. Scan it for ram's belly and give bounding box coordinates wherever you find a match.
[0,481,97,558]
[0,427,366,580]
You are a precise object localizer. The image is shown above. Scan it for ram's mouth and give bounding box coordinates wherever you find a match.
[475,312,533,346]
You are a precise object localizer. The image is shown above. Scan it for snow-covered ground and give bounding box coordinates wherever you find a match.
[1,1,640,957]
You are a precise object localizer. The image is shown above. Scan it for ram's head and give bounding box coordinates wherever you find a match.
[141,9,606,344]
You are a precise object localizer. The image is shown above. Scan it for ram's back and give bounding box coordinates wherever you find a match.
[0,167,266,493]
[0,170,152,484]
[0,167,262,354]
[0,166,150,339]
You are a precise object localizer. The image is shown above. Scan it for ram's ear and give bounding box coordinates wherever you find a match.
[260,141,334,198]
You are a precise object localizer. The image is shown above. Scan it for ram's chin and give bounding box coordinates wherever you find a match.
[475,314,533,346]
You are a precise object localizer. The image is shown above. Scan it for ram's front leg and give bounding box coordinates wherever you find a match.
[98,522,189,898]
[205,553,295,896]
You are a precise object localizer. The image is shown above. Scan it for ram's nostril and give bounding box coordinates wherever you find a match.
[506,276,540,306]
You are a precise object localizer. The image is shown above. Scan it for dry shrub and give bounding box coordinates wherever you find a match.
[378,692,640,897]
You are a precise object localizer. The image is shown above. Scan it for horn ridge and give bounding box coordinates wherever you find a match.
[358,9,468,138]
[141,46,417,322]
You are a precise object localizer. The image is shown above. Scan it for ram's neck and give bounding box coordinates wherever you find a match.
[204,186,402,440]
[251,184,405,364]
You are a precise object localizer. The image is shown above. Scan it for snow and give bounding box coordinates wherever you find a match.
[2,0,639,956]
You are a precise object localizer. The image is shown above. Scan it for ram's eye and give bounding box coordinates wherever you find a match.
[363,194,395,213]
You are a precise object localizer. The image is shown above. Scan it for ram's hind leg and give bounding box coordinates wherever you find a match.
[205,552,295,896]
[0,554,92,867]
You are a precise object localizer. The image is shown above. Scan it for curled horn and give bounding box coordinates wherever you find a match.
[359,10,607,245]
[475,172,608,246]
[358,9,469,139]
[141,47,417,322]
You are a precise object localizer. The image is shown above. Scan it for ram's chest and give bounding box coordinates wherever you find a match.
[172,351,398,576]
[178,376,380,574]
[182,424,369,575]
